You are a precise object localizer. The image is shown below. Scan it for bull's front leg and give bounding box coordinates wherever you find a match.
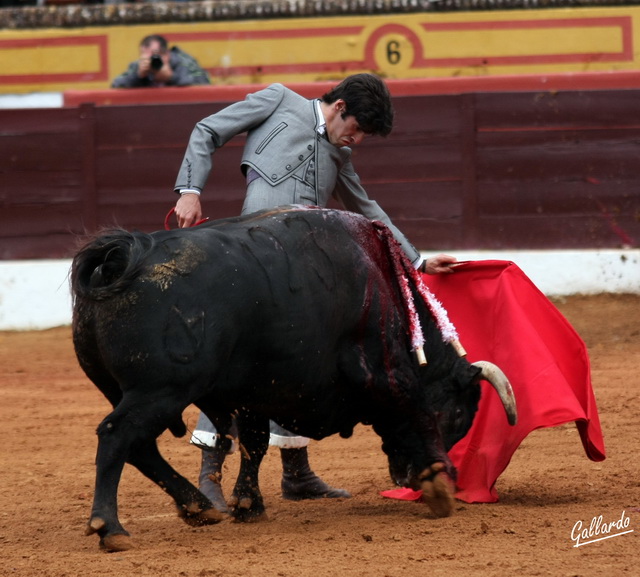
[412,413,456,518]
[377,411,456,519]
[418,462,456,518]
[229,412,269,522]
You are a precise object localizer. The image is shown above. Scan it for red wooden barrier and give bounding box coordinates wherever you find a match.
[1,73,638,260]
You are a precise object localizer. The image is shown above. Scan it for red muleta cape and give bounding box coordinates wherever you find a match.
[381,260,606,504]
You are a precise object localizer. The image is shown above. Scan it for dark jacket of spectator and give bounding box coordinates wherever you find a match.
[112,46,211,88]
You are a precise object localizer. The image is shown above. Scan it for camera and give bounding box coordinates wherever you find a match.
[150,54,163,71]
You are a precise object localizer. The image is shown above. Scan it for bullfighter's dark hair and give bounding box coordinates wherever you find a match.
[322,73,394,137]
[140,34,169,52]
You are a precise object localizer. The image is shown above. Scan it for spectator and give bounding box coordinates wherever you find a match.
[111,34,210,88]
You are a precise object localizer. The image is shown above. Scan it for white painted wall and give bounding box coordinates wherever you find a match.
[0,260,73,331]
[0,93,63,109]
[443,249,640,297]
[1,250,638,331]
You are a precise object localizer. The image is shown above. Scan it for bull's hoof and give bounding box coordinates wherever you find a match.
[228,495,267,523]
[86,516,133,552]
[419,463,455,518]
[177,502,228,526]
[85,516,106,536]
[100,533,134,553]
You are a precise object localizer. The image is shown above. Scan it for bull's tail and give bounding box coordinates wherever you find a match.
[71,229,156,302]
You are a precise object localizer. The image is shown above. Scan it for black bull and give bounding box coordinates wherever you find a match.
[70,206,517,552]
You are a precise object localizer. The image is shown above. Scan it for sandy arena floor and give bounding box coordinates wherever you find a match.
[0,294,638,576]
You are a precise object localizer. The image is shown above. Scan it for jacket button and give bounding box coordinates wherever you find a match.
[271,174,278,180]
[286,164,291,170]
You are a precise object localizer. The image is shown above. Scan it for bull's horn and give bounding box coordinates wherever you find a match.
[471,361,518,426]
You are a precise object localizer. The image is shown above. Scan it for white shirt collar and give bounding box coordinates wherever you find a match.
[315,99,326,134]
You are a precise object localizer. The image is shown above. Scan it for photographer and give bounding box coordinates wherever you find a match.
[111,34,211,88]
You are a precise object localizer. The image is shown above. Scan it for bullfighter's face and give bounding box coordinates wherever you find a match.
[325,99,367,148]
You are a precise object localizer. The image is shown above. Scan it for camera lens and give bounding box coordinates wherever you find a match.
[150,54,163,71]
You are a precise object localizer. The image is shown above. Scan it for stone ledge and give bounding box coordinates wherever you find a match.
[0,0,628,31]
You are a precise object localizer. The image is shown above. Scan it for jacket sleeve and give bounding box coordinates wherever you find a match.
[333,158,421,266]
[111,62,149,88]
[174,84,286,192]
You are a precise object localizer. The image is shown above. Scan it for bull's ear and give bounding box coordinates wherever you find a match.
[447,359,483,398]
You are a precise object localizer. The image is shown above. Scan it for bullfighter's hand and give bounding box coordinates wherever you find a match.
[175,193,203,228]
[424,254,458,275]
